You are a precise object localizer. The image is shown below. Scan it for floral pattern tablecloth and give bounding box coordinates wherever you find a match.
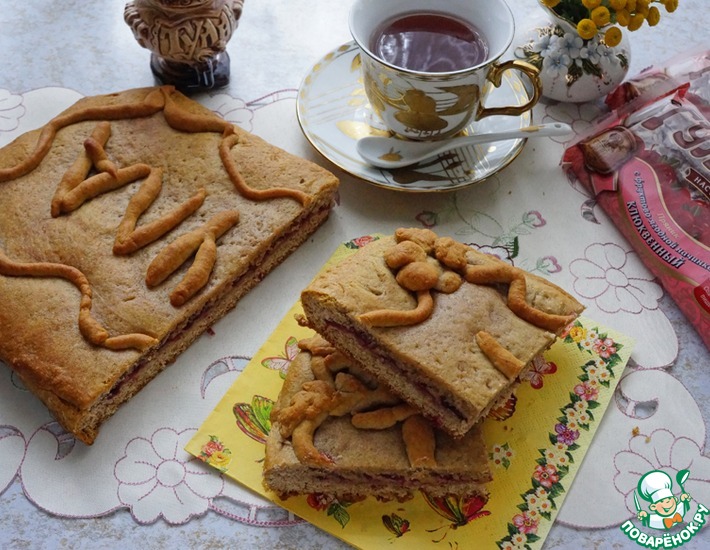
[0,0,708,548]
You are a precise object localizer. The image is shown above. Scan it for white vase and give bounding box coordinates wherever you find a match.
[515,3,631,103]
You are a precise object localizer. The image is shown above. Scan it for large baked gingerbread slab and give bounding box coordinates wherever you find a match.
[0,86,338,444]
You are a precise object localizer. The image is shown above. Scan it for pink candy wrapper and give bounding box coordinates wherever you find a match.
[563,49,710,349]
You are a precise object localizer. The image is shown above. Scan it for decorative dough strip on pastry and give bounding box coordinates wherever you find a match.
[219,133,311,205]
[58,163,153,214]
[145,210,240,307]
[402,414,437,468]
[0,250,158,351]
[463,263,575,333]
[273,344,436,469]
[0,88,166,183]
[474,330,525,381]
[358,289,434,327]
[50,122,113,217]
[162,89,233,135]
[113,166,207,255]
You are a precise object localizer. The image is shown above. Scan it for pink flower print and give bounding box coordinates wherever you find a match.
[533,463,560,489]
[536,255,562,275]
[307,493,335,511]
[415,210,438,228]
[570,243,663,313]
[201,439,224,457]
[523,210,546,228]
[523,356,557,389]
[352,235,376,248]
[573,381,599,402]
[555,423,580,446]
[593,337,617,359]
[512,511,539,535]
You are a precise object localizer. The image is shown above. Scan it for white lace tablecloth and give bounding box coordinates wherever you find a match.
[0,1,708,548]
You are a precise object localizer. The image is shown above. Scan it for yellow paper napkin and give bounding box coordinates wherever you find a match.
[186,236,634,549]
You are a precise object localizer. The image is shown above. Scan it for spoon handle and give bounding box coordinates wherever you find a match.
[458,122,571,145]
[358,122,572,169]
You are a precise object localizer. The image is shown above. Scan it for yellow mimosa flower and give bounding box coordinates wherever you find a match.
[636,0,650,16]
[626,0,637,11]
[604,26,623,47]
[627,12,646,31]
[591,6,611,26]
[647,5,661,25]
[609,0,627,10]
[616,8,631,26]
[540,0,561,7]
[582,0,602,9]
[577,18,598,39]
[664,0,678,13]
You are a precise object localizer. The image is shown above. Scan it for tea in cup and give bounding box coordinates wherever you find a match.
[349,0,541,140]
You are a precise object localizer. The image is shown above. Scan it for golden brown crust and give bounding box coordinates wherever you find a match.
[264,339,492,501]
[84,134,118,178]
[59,163,153,214]
[394,227,437,253]
[297,334,336,356]
[162,89,233,135]
[50,122,112,217]
[0,87,167,183]
[219,133,311,205]
[145,210,240,289]
[475,331,525,380]
[301,231,584,437]
[0,86,339,443]
[396,261,439,291]
[0,249,158,351]
[113,168,207,255]
[351,403,418,429]
[402,415,437,468]
[384,240,428,269]
[464,263,576,333]
[358,290,434,327]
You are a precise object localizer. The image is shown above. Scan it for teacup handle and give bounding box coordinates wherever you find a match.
[477,60,542,119]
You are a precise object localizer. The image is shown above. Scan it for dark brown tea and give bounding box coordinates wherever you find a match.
[371,12,489,73]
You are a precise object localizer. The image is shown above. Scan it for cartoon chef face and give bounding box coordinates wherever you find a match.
[651,495,679,517]
[638,470,678,515]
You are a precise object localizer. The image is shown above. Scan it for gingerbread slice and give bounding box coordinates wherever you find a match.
[263,337,491,502]
[300,230,584,438]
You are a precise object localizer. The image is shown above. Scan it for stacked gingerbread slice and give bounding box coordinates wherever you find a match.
[263,228,585,503]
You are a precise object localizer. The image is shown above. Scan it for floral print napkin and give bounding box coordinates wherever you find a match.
[185,237,635,549]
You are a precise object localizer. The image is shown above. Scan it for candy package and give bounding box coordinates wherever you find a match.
[563,50,710,349]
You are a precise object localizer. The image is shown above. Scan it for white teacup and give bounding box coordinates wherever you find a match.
[349,0,542,140]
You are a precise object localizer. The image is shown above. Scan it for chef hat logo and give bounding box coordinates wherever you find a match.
[638,470,674,504]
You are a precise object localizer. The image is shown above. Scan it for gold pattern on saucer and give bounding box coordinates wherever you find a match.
[336,121,389,141]
[296,42,533,192]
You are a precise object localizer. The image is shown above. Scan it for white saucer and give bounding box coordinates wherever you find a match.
[296,42,533,193]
